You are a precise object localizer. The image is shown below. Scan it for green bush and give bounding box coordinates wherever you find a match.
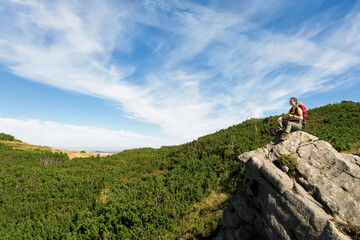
[306,101,360,152]
[0,133,15,141]
[0,101,359,239]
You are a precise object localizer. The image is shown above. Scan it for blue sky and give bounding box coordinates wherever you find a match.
[0,0,359,152]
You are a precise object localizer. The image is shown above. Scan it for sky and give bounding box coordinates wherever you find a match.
[0,0,360,152]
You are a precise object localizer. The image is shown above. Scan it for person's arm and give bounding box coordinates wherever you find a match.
[288,113,301,120]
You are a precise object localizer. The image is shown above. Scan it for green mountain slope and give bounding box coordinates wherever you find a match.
[1,101,359,239]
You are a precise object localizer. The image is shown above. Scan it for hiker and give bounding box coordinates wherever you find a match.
[277,97,303,140]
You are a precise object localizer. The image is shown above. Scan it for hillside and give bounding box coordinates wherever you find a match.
[0,139,112,159]
[0,101,359,239]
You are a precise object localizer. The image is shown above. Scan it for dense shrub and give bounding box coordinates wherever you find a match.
[305,101,360,152]
[0,101,359,239]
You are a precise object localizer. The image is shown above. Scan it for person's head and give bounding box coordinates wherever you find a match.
[289,97,298,106]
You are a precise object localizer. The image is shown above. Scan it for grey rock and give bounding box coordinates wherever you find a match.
[233,224,259,240]
[232,192,257,225]
[223,203,243,228]
[216,131,359,240]
[281,164,289,173]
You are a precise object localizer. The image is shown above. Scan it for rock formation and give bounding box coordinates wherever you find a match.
[215,131,360,240]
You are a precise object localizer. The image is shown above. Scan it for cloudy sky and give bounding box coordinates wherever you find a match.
[0,0,359,152]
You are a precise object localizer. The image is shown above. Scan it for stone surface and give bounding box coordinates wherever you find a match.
[216,131,360,240]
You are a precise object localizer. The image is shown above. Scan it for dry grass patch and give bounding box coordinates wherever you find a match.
[0,140,113,159]
[97,186,111,205]
[165,191,229,240]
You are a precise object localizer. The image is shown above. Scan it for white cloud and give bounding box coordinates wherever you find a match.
[0,0,360,147]
[204,21,360,113]
[0,117,162,151]
[324,4,360,53]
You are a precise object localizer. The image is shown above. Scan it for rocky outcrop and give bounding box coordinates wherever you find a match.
[215,131,360,240]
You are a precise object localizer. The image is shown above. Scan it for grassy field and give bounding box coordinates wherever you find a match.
[0,140,113,159]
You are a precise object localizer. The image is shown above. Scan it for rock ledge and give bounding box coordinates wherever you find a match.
[215,131,360,240]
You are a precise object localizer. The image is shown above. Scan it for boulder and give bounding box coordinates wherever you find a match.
[216,131,360,240]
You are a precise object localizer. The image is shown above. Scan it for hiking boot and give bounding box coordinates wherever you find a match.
[280,133,289,141]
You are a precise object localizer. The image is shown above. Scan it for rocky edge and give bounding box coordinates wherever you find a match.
[215,131,360,240]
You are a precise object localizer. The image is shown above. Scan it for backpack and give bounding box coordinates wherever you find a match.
[298,102,308,125]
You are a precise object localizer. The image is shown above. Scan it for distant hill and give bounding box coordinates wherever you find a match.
[0,132,21,142]
[0,101,359,239]
[0,139,113,159]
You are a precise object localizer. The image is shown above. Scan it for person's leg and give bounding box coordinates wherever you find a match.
[281,122,302,140]
[277,118,283,129]
[277,118,287,129]
[284,122,302,133]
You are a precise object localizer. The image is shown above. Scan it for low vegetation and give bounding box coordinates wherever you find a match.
[0,133,20,142]
[0,101,359,239]
[305,101,360,153]
[0,140,111,159]
[276,154,298,178]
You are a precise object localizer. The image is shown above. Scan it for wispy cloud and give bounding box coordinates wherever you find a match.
[0,0,359,145]
[324,3,360,53]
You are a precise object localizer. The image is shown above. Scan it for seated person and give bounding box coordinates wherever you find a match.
[277,97,303,140]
